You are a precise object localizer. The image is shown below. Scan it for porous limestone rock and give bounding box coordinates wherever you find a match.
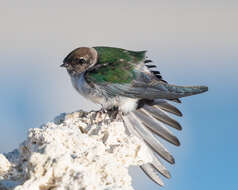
[0,111,152,190]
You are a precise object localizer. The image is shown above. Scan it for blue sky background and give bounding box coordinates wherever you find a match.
[0,1,237,189]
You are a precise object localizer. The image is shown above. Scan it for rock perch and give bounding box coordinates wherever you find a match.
[0,111,152,190]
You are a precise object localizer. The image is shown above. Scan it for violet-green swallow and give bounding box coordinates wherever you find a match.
[61,46,208,186]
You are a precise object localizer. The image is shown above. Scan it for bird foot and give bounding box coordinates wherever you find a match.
[95,107,122,123]
[95,108,107,120]
[106,107,120,121]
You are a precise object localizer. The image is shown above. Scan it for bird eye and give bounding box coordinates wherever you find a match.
[77,58,86,64]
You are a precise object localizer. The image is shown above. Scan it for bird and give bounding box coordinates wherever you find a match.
[61,46,208,186]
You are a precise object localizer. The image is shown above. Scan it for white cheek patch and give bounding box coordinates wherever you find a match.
[88,47,98,68]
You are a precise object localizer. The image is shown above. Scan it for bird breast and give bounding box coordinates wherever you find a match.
[70,73,89,98]
[70,73,138,112]
[70,73,108,106]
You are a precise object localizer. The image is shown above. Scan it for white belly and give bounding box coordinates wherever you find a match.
[70,73,138,113]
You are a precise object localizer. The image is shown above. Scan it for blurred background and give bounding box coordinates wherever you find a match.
[0,0,237,189]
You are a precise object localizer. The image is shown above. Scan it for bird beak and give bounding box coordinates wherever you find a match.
[60,62,68,68]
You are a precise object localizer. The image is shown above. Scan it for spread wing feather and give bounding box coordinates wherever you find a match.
[135,109,180,146]
[128,112,175,164]
[123,100,184,186]
[140,164,165,186]
[152,99,183,116]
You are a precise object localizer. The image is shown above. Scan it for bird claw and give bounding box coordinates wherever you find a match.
[96,107,122,123]
[96,108,106,119]
[107,107,120,121]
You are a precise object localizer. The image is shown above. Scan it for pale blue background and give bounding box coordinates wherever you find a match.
[0,1,237,189]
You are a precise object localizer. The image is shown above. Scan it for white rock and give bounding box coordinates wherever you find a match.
[0,111,152,190]
[0,154,11,175]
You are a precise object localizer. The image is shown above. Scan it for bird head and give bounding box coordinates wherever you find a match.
[61,47,98,75]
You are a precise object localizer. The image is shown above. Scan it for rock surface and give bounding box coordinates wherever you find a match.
[0,111,152,190]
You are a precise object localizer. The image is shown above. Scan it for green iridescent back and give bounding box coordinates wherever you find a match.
[94,46,146,64]
[86,47,146,84]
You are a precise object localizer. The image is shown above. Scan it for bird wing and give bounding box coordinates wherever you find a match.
[85,58,208,100]
[123,101,182,186]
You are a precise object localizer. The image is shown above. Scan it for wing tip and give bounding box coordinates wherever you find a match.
[174,138,181,147]
[200,85,208,93]
[175,122,182,131]
[161,169,171,179]
[140,164,165,186]
[170,156,175,165]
